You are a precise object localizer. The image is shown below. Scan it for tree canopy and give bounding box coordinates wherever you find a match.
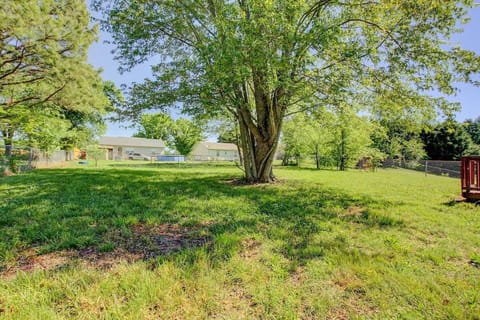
[1,0,97,107]
[94,0,480,182]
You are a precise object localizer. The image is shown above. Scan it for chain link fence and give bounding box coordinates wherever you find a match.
[33,149,74,167]
[1,145,76,173]
[382,159,460,178]
[0,145,34,173]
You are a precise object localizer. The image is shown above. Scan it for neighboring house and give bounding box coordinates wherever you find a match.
[191,141,240,161]
[98,136,166,160]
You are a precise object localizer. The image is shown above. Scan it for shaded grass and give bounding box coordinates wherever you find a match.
[0,163,479,319]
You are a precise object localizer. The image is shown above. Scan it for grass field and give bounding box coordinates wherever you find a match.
[0,162,479,319]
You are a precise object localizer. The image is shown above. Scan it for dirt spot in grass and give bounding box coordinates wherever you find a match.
[239,238,261,261]
[78,247,144,269]
[340,206,365,218]
[1,170,14,177]
[327,308,350,320]
[2,223,212,279]
[223,178,287,187]
[289,266,306,284]
[326,296,379,320]
[328,271,380,319]
[213,274,260,319]
[214,285,259,319]
[122,223,212,259]
[2,250,76,279]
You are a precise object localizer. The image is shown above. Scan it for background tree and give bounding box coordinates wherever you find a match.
[282,111,334,169]
[421,120,473,160]
[329,103,372,171]
[1,0,97,107]
[214,120,238,144]
[281,116,313,167]
[133,113,203,156]
[211,117,243,165]
[23,114,71,164]
[86,144,105,168]
[133,113,173,141]
[94,0,480,182]
[1,0,111,159]
[464,117,480,145]
[170,119,203,156]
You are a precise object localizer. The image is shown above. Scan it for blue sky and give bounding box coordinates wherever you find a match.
[88,6,480,137]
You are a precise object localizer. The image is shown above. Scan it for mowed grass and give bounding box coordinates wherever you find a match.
[0,162,479,319]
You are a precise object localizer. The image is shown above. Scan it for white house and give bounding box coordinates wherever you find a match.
[191,141,240,161]
[98,136,166,160]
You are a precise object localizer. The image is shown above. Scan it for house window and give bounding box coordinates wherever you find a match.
[216,151,220,157]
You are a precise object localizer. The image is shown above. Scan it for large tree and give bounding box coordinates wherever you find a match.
[1,0,111,157]
[0,0,97,107]
[94,0,480,182]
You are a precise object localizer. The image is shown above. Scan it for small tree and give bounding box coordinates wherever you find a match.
[170,119,203,156]
[133,113,203,156]
[330,104,372,171]
[282,112,334,169]
[24,116,70,165]
[281,117,311,167]
[86,145,105,167]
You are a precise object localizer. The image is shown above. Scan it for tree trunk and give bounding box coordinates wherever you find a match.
[315,145,320,169]
[282,153,288,166]
[237,114,281,183]
[339,128,347,171]
[5,143,12,158]
[234,123,243,166]
[232,75,286,183]
[2,129,14,158]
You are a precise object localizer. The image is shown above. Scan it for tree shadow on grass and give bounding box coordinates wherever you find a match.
[0,168,405,275]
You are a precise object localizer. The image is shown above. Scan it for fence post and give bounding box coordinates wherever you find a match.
[425,160,428,177]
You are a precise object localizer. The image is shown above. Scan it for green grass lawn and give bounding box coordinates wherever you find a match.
[0,162,479,319]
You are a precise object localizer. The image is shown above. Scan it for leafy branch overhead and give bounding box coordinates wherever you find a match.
[94,0,480,182]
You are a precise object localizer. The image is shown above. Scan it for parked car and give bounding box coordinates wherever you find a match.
[128,152,150,160]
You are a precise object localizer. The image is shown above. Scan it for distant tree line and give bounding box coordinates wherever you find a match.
[280,111,480,169]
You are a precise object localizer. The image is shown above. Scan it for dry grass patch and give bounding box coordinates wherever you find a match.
[2,223,212,279]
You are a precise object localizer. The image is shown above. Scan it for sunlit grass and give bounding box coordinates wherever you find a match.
[0,163,479,319]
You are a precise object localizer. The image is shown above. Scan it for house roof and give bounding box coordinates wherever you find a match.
[99,136,165,148]
[199,141,238,151]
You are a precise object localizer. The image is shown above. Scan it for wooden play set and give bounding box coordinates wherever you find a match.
[461,156,480,202]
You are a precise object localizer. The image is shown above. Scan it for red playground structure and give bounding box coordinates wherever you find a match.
[461,156,480,201]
